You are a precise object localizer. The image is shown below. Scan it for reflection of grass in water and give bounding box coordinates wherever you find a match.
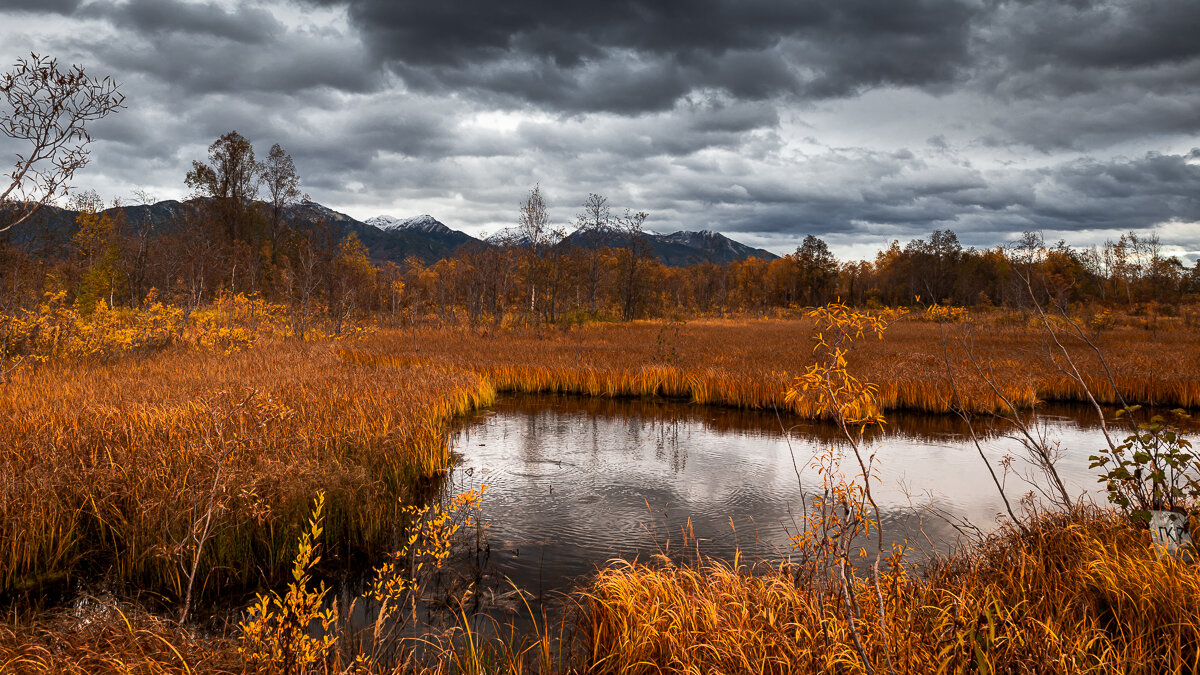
[485,391,1195,448]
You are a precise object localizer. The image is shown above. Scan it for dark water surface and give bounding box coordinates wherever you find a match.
[441,394,1188,601]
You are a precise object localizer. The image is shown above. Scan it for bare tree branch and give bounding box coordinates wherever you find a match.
[0,54,124,233]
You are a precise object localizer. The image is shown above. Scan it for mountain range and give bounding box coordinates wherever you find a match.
[4,199,779,267]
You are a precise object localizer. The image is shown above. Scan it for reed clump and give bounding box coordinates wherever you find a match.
[0,338,494,604]
[580,508,1200,674]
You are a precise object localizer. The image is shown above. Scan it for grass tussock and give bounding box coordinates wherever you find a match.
[0,339,494,602]
[581,508,1200,675]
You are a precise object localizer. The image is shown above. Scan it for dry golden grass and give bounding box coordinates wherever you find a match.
[581,508,1200,675]
[344,317,1200,417]
[0,601,239,674]
[0,339,494,601]
[2,312,1198,673]
[6,511,1194,674]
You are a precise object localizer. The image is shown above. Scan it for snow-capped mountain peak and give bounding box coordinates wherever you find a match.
[365,214,451,234]
[484,226,528,246]
[662,230,721,246]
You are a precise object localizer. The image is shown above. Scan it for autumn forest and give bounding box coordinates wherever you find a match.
[5,131,1199,339]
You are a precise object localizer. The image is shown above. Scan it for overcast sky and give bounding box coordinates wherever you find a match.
[1,0,1198,260]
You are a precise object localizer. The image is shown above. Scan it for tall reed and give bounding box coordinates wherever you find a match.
[581,508,1200,674]
[0,339,493,603]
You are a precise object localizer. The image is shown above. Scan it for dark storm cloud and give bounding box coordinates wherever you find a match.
[647,149,1200,249]
[0,0,80,14]
[302,0,979,113]
[973,0,1200,146]
[1029,151,1200,230]
[286,0,1200,147]
[69,1,379,97]
[82,0,282,45]
[308,0,827,66]
[988,0,1200,78]
[88,32,378,95]
[989,89,1200,151]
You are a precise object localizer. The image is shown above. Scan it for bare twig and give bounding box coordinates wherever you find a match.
[1,54,124,233]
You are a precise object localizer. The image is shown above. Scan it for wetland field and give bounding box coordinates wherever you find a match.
[1,313,1198,673]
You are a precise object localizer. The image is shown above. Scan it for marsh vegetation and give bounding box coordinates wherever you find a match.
[0,303,1197,673]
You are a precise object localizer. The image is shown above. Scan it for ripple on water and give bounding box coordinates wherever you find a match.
[444,394,1158,595]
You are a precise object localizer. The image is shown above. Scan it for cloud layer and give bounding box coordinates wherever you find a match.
[0,0,1197,260]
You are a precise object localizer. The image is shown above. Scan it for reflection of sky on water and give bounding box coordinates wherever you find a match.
[444,394,1194,596]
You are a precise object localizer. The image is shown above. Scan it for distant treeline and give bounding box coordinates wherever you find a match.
[4,202,1195,326]
[2,132,1197,330]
